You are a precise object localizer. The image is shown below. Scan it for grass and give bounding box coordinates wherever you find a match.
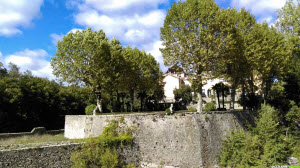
[0,133,71,146]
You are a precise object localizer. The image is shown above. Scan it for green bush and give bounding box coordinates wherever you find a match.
[70,119,135,167]
[85,104,96,115]
[219,104,290,167]
[100,148,119,168]
[188,107,197,112]
[165,108,171,114]
[205,114,209,122]
[204,102,216,111]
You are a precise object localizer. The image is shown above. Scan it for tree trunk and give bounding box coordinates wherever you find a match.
[217,91,220,109]
[116,91,120,112]
[265,78,272,102]
[93,91,102,115]
[197,86,203,113]
[242,85,246,110]
[122,97,125,112]
[222,90,225,109]
[230,86,236,111]
[130,89,134,112]
[110,93,113,113]
[140,96,143,112]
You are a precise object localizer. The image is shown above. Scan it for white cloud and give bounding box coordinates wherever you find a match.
[231,0,286,14]
[50,28,83,46]
[76,0,168,13]
[50,33,63,45]
[3,49,55,79]
[142,40,168,72]
[230,0,286,25]
[69,0,168,70]
[0,0,44,37]
[74,9,166,45]
[258,15,274,25]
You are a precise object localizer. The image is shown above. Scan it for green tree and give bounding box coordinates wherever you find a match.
[105,38,124,112]
[122,47,163,112]
[246,23,292,101]
[173,85,193,105]
[220,104,290,167]
[0,62,7,78]
[276,0,300,106]
[217,8,256,110]
[276,0,300,56]
[51,28,111,114]
[212,82,229,109]
[161,0,221,113]
[8,62,21,78]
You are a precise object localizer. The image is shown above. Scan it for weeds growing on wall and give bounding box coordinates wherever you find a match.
[70,118,137,168]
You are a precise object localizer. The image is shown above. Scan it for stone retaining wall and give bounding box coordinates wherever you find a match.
[65,111,254,168]
[0,143,81,168]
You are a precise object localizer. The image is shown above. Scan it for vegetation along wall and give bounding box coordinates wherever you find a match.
[65,112,254,168]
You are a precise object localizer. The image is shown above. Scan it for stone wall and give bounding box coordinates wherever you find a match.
[0,143,81,168]
[0,128,64,139]
[65,111,253,168]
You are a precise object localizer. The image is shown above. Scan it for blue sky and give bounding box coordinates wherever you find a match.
[0,0,287,79]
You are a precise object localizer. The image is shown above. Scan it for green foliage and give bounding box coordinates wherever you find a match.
[204,114,209,122]
[70,119,135,168]
[219,104,290,167]
[122,163,137,168]
[85,104,96,115]
[212,82,230,109]
[161,0,221,112]
[0,63,92,133]
[204,102,216,111]
[122,46,164,112]
[286,101,300,124]
[100,148,119,168]
[173,85,193,105]
[165,108,171,114]
[188,107,197,112]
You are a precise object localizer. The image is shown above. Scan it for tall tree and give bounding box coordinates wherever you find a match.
[51,28,111,114]
[0,62,7,78]
[246,23,292,100]
[161,0,221,113]
[105,38,124,112]
[121,47,140,112]
[276,0,300,106]
[217,8,256,110]
[122,47,163,112]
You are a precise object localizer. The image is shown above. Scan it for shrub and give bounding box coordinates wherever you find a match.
[85,104,96,115]
[188,107,197,112]
[204,102,216,111]
[70,119,135,167]
[205,114,209,122]
[219,104,290,167]
[100,148,119,168]
[165,108,171,114]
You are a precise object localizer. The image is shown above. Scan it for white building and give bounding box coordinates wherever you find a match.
[162,66,227,103]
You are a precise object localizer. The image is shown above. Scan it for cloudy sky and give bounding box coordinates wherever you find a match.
[0,0,288,80]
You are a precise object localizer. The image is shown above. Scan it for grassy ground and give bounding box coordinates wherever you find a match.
[0,133,70,146]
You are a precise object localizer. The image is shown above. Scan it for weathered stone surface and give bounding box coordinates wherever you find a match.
[30,127,46,135]
[65,111,252,168]
[0,143,81,168]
